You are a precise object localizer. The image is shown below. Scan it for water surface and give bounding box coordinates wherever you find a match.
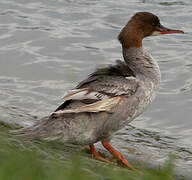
[0,0,192,177]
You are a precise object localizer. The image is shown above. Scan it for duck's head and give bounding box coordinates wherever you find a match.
[118,12,184,48]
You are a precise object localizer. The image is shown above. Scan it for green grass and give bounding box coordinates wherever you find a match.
[0,130,176,180]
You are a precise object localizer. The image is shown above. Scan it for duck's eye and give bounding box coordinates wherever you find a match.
[151,22,156,26]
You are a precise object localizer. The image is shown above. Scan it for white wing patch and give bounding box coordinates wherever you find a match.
[125,76,136,80]
[63,88,109,101]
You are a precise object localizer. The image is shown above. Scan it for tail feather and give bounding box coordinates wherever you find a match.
[10,116,50,140]
[10,115,68,142]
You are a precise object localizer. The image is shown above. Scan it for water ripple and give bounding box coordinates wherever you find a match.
[0,0,191,172]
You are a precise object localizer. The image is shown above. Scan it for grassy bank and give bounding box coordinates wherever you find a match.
[0,128,177,180]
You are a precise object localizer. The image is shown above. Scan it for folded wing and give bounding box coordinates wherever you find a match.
[53,60,138,115]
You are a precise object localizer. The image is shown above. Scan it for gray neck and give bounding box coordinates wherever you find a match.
[123,47,161,85]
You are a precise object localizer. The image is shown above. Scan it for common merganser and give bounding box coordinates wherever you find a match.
[16,12,184,170]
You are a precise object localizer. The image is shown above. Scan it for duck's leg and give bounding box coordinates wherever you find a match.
[102,141,135,170]
[89,144,110,163]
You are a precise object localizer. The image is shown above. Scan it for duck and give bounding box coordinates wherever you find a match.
[15,12,184,170]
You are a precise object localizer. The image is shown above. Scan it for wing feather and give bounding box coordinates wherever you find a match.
[63,88,109,101]
[52,96,122,116]
[56,60,138,113]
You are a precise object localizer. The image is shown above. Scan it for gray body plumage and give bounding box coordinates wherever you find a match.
[17,47,161,145]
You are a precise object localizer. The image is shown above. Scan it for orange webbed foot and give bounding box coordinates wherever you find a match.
[89,144,111,163]
[102,141,135,170]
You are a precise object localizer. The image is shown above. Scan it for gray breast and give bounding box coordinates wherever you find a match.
[100,48,161,137]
